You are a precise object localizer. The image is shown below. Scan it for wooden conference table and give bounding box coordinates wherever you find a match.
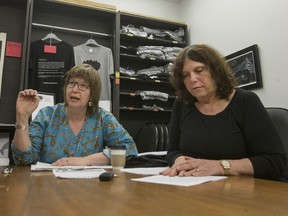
[0,166,288,216]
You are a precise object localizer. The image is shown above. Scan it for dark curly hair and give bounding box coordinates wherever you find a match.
[63,64,101,116]
[171,44,237,103]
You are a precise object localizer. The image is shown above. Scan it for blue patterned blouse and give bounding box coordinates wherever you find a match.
[12,103,138,165]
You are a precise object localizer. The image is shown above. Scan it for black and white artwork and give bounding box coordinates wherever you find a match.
[225,44,262,90]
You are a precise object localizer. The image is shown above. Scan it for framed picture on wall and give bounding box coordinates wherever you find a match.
[0,32,7,98]
[225,44,263,90]
[0,132,9,166]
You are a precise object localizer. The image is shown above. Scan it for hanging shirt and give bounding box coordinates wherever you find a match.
[29,40,75,103]
[73,44,114,101]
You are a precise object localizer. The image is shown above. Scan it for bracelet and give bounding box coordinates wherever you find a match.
[15,123,29,130]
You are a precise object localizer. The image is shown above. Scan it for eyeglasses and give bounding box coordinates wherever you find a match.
[67,81,90,91]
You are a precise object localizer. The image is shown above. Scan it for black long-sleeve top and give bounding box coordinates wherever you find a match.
[167,88,287,180]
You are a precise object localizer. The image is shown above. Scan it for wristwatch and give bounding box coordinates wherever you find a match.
[220,160,231,175]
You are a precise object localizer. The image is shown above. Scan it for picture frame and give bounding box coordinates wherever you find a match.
[225,44,262,90]
[0,32,7,98]
[0,132,10,166]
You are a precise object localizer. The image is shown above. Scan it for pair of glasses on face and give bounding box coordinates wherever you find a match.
[67,81,90,91]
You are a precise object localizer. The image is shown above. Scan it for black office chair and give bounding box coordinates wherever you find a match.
[266,107,288,181]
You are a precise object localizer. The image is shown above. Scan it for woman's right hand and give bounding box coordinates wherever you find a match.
[160,156,186,176]
[16,89,40,120]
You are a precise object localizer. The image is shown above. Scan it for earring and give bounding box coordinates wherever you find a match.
[88,101,93,107]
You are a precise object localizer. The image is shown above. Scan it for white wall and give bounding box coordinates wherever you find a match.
[92,0,182,21]
[181,0,288,109]
[92,0,288,108]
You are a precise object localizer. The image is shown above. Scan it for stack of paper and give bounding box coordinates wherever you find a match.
[31,162,112,179]
[131,175,227,187]
[31,161,112,171]
[120,165,227,186]
[53,169,106,179]
[121,167,168,175]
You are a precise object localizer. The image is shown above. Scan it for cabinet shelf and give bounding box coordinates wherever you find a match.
[120,91,177,99]
[120,33,186,47]
[120,53,172,64]
[119,75,171,84]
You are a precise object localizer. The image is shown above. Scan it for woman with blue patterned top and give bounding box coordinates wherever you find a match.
[12,64,138,166]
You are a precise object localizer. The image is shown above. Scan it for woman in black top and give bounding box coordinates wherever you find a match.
[160,44,287,180]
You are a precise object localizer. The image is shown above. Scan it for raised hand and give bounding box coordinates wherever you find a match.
[16,89,40,120]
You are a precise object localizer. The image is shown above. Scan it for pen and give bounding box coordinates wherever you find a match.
[2,166,13,174]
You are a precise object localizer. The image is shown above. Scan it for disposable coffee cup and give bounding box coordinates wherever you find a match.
[110,145,126,171]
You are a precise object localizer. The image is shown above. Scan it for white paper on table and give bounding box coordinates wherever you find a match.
[120,167,168,175]
[131,175,227,187]
[53,169,106,179]
[31,161,112,171]
[137,151,167,156]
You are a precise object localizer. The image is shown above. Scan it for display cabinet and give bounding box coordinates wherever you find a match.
[0,0,30,124]
[0,0,31,165]
[115,11,188,148]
